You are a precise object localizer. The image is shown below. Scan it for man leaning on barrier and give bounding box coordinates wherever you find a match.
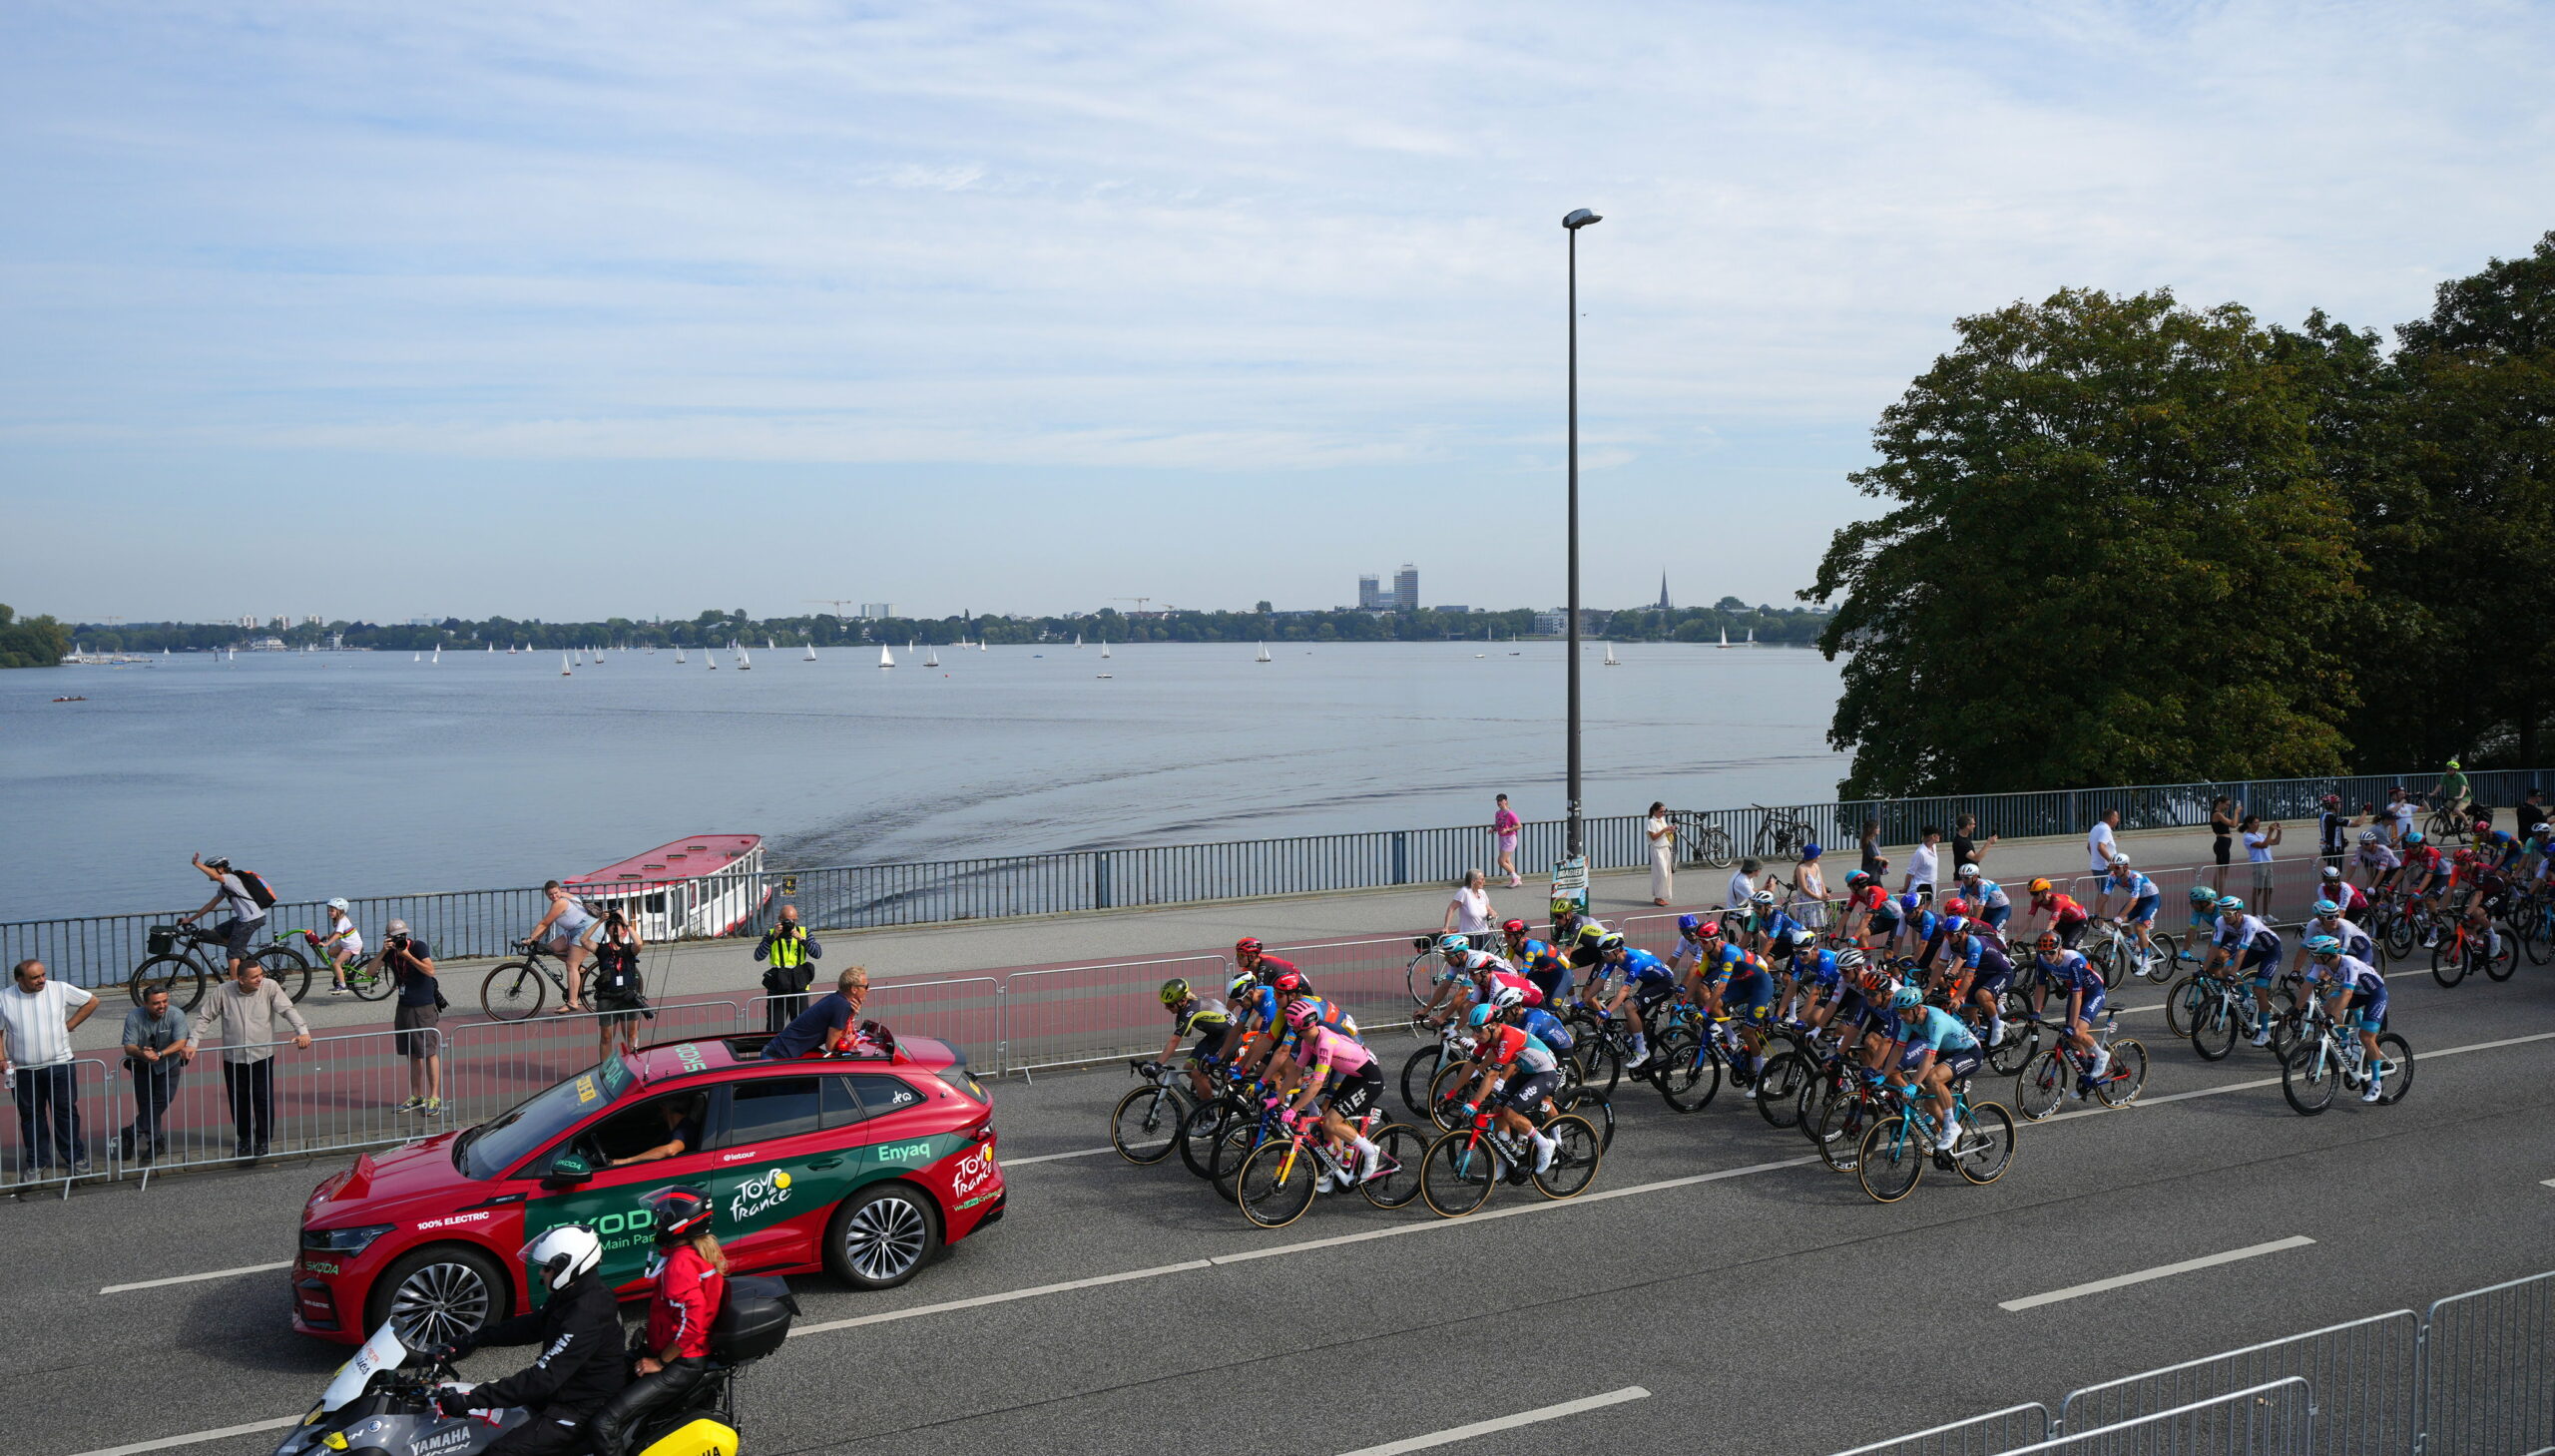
[119,982,191,1164]
[0,959,99,1179]
[189,957,311,1162]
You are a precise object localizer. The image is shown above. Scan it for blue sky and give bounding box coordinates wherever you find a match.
[4,1,2551,624]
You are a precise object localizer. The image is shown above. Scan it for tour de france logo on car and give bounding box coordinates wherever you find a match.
[730,1168,792,1221]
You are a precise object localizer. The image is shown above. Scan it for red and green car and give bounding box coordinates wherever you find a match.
[292,1034,1005,1345]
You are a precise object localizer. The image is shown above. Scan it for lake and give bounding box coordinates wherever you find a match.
[3,640,1847,917]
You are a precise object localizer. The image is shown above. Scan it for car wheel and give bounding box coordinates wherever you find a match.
[368,1245,503,1349]
[825,1184,940,1290]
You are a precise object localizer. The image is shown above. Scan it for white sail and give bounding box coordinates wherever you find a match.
[1718,625,1730,649]
[431,645,440,664]
[1074,634,1083,648]
[1603,643,1620,666]
[978,641,986,652]
[803,642,817,661]
[561,652,572,676]
[1256,642,1273,663]
[736,641,752,670]
[766,637,775,652]
[675,645,687,664]
[1747,627,1755,645]
[924,646,940,668]
[1100,641,1112,659]
[879,645,895,669]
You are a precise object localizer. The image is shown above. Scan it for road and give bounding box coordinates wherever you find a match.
[10,950,2552,1456]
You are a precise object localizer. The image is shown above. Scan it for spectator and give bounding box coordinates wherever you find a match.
[2519,786,2547,838]
[1904,825,1942,903]
[753,904,822,1035]
[119,981,190,1164]
[2383,786,2414,847]
[1645,803,1675,906]
[1,959,98,1178]
[380,920,442,1116]
[1857,819,1884,879]
[1793,843,1829,929]
[1727,857,1761,912]
[2210,796,2238,892]
[2241,813,2285,919]
[1443,869,1494,935]
[176,852,265,986]
[1491,793,1523,888]
[1951,814,1996,871]
[2086,808,2121,876]
[762,967,869,1060]
[190,957,311,1161]
[591,909,649,1061]
[2316,794,2350,872]
[318,897,365,996]
[525,880,600,1014]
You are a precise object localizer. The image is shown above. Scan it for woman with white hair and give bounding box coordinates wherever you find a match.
[1443,869,1493,936]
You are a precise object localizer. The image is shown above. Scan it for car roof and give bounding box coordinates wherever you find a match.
[624,1034,960,1089]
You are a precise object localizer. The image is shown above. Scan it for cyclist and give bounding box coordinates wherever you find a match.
[1666,913,1718,978]
[1279,1000,1385,1188]
[1564,918,1615,976]
[1498,919,1572,1004]
[1600,933,1678,1071]
[1746,889,1801,958]
[2304,899,2375,965]
[2027,878,2093,950]
[1154,978,1233,1097]
[1417,933,1510,1029]
[2094,855,2162,974]
[2437,757,2471,826]
[1955,862,2013,932]
[2315,864,2370,920]
[1505,987,1577,1063]
[2027,931,2112,1095]
[1839,869,1888,944]
[1947,922,2017,1047]
[2186,885,2224,960]
[1453,1003,1564,1173]
[177,853,266,986]
[1234,937,1302,988]
[1784,934,1843,1027]
[2354,827,2403,896]
[1882,893,1933,959]
[1707,942,1781,1093]
[2400,833,2449,942]
[1673,917,1730,1007]
[2300,934,2394,1104]
[1887,984,1984,1148]
[2208,895,2289,1048]
[316,897,365,996]
[1913,897,1971,976]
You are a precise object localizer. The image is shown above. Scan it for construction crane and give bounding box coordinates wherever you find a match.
[1112,597,1153,615]
[805,599,858,617]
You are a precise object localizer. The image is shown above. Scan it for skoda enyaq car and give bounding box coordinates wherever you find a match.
[290,1033,1005,1345]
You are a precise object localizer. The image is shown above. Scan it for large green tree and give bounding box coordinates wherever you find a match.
[1806,288,2359,796]
[0,603,71,669]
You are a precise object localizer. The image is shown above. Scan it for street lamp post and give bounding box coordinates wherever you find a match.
[1563,207,1602,861]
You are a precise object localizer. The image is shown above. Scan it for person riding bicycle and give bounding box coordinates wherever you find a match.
[1785,936,1842,1027]
[1944,925,2015,1046]
[2094,856,2162,972]
[2354,827,2403,894]
[587,1188,728,1456]
[1746,889,1800,958]
[1280,1000,1385,1189]
[1953,862,2012,931]
[1598,934,1677,1072]
[2315,864,2369,920]
[1666,912,1719,977]
[2300,934,2394,1104]
[1706,942,1780,1092]
[1453,1004,1562,1174]
[1497,919,1572,1004]
[2027,931,2111,1094]
[2208,895,2289,1048]
[522,880,602,1015]
[315,898,365,995]
[1887,984,1983,1149]
[2027,879,2092,950]
[1155,978,1234,1098]
[2304,899,2375,965]
[177,852,266,986]
[2401,833,2449,939]
[1890,894,1944,961]
[2437,758,2471,826]
[1504,987,1576,1060]
[430,1224,626,1456]
[1234,937,1302,989]
[1913,898,1974,978]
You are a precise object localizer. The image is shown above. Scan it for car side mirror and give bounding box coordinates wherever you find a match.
[546,1153,594,1186]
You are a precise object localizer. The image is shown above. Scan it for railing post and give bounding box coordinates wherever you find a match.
[1391,831,1408,886]
[1094,853,1112,911]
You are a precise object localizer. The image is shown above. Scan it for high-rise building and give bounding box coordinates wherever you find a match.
[1394,563,1418,613]
[1658,574,1673,611]
[858,603,895,620]
[1357,574,1382,610]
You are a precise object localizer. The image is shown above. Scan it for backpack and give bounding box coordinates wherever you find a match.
[234,868,278,909]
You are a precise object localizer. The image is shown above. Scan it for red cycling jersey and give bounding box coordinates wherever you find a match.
[1484,970,1545,1008]
[2035,893,2088,926]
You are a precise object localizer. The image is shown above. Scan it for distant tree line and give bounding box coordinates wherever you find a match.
[1807,231,2555,798]
[0,604,71,669]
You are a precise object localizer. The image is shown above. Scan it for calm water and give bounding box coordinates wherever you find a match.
[3,642,1847,917]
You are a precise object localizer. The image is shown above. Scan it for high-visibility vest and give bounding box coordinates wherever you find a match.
[767,925,809,970]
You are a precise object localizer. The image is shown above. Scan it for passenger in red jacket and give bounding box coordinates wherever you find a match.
[589,1188,729,1455]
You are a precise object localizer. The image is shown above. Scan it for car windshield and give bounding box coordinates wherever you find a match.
[456,1053,637,1180]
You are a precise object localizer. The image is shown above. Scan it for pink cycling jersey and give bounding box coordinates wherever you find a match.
[1297,1024,1374,1078]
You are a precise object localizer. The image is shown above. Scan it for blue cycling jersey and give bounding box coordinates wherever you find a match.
[1249,986,1281,1026]
[1968,877,2011,909]
[1618,948,1675,988]
[1897,1005,1981,1053]
[1519,1006,1574,1051]
[2105,870,2157,901]
[1762,911,1800,945]
[1726,965,1775,1008]
[2035,950,2101,993]
[2214,913,2281,953]
[1792,948,1840,985]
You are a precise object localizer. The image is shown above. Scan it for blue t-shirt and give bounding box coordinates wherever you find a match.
[763,991,854,1059]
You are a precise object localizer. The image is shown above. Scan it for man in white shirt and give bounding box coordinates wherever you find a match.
[1727,860,1759,911]
[1904,826,1942,901]
[2087,810,2121,874]
[1,959,100,1177]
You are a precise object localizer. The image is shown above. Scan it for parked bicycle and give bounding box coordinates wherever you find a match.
[1753,804,1821,861]
[127,923,311,1011]
[1673,811,1737,869]
[479,939,576,1020]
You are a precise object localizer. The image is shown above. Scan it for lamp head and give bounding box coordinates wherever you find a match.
[1562,209,1602,230]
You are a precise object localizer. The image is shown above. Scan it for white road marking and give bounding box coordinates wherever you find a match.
[1997,1235,2317,1312]
[1004,1146,1114,1167]
[99,1260,294,1295]
[1336,1386,1652,1455]
[65,1416,299,1456]
[2541,1179,2555,1191]
[790,1258,1215,1336]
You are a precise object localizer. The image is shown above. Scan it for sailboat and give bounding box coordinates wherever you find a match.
[707,647,718,670]
[1074,634,1083,649]
[675,645,687,664]
[1603,643,1621,666]
[924,645,940,668]
[766,637,775,652]
[485,643,492,653]
[412,652,420,663]
[1746,627,1755,646]
[1717,625,1731,649]
[560,653,572,677]
[574,649,585,667]
[879,645,895,669]
[977,641,986,652]
[1100,641,1112,660]
[431,644,441,665]
[1255,642,1273,664]
[802,642,817,662]
[735,641,752,671]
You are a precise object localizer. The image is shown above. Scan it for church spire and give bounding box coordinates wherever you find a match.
[1657,573,1673,612]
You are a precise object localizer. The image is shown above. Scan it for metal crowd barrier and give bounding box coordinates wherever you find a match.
[1001,956,1230,1078]
[2418,1270,2555,1456]
[2059,1311,2418,1456]
[2,1057,111,1200]
[2019,1379,2315,1455]
[125,1028,449,1183]
[1830,1404,2056,1456]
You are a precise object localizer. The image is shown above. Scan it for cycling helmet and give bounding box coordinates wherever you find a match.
[521,1224,603,1292]
[1235,937,1264,958]
[2189,885,2220,906]
[1801,842,1822,861]
[1501,918,1529,937]
[1898,893,1919,914]
[2110,853,2130,868]
[1271,970,1304,995]
[1227,973,1257,1001]
[1436,933,1471,956]
[1677,913,1702,933]
[1597,932,1628,956]
[2406,830,2424,845]
[1549,897,1578,918]
[2359,827,2380,844]
[1845,870,1871,888]
[2303,933,2342,958]
[2311,899,2341,918]
[2035,931,2059,951]
[1835,948,1866,971]
[1941,896,1970,917]
[1695,918,1725,939]
[2217,896,2246,915]
[1753,889,1777,907]
[2322,792,2342,805]
[325,896,350,912]
[1717,944,1743,965]
[1890,985,1924,1011]
[1490,985,1525,1011]
[2028,877,2053,894]
[2320,865,2341,880]
[1957,862,1982,879]
[642,1187,714,1245]
[1158,978,1191,1009]
[2448,757,2462,770]
[1282,1000,1319,1032]
[1466,1004,1499,1030]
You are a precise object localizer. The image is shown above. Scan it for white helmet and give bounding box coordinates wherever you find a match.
[2110,854,2130,868]
[521,1224,603,1291]
[326,897,350,912]
[1957,861,1982,878]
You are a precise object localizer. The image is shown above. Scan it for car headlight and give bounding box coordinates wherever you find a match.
[301,1223,393,1254]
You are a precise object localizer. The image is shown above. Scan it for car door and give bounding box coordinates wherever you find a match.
[521,1096,730,1300]
[701,1074,844,1272]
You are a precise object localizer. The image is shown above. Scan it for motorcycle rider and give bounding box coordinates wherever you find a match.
[433,1224,627,1455]
[588,1188,728,1456]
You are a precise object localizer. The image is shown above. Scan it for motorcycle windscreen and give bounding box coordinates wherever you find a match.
[638,1418,738,1456]
[320,1322,409,1411]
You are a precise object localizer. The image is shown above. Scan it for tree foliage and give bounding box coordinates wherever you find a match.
[0,603,71,669]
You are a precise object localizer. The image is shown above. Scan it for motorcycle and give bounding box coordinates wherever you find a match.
[274,1277,797,1456]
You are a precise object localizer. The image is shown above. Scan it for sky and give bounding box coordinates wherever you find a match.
[4,1,2551,625]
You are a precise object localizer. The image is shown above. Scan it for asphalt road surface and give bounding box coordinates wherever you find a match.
[11,958,2555,1456]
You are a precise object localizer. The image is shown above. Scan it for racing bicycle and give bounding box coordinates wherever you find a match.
[1853,1074,2017,1204]
[1232,1107,1426,1227]
[1110,1060,1204,1166]
[2281,998,2413,1115]
[479,940,577,1020]
[1418,1106,1602,1216]
[2429,916,2516,988]
[2012,1014,2148,1121]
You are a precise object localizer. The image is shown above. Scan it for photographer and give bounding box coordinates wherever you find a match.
[380,920,442,1116]
[753,903,822,1034]
[589,908,649,1062]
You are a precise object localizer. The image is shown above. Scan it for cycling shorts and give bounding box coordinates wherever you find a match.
[1497,1068,1563,1113]
[1901,1043,1982,1079]
[2127,894,2160,926]
[1979,904,2011,930]
[1525,965,1575,1004]
[1186,1028,1230,1065]
[2341,984,2388,1030]
[1971,959,2013,997]
[2066,986,2107,1027]
[2240,943,2287,984]
[1727,997,1774,1026]
[1325,1064,1384,1121]
[2057,919,2089,950]
[1629,977,1677,1011]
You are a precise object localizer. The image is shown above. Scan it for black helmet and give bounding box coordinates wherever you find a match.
[644,1186,715,1245]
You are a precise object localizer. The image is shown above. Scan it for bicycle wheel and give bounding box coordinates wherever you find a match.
[1358,1123,1429,1209]
[2526,909,2553,967]
[2144,932,2178,983]
[1656,1030,1722,1113]
[1565,1015,1620,1096]
[1405,954,1434,1008]
[2381,912,2416,962]
[2013,1049,2068,1122]
[1952,1101,2016,1185]
[256,943,312,1003]
[2282,1040,2338,1116]
[2163,974,2204,1039]
[2373,1033,2414,1106]
[1426,1064,1474,1131]
[1110,1085,1187,1165]
[2094,937,2127,990]
[128,953,210,1013]
[1559,1087,1615,1152]
[1812,1091,1869,1172]
[1986,1016,2040,1076]
[2264,984,2307,1063]
[2486,931,2518,982]
[1177,1097,1232,1179]
[2191,993,2239,1062]
[2096,1039,2147,1108]
[480,960,549,1020]
[2431,940,2468,988]
[1235,1139,1323,1228]
[1755,1051,1810,1130]
[1209,1122,1262,1204]
[1698,826,1735,869]
[1531,1114,1603,1200]
[1399,1047,1444,1119]
[1419,1131,1497,1217]
[347,956,396,1002]
[1856,1115,1925,1203]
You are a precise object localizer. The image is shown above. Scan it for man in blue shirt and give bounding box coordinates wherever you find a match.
[762,967,871,1059]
